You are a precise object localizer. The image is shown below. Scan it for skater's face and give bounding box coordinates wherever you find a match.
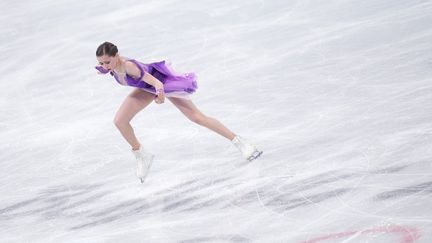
[97,54,118,71]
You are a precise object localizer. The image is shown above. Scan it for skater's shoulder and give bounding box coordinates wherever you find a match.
[124,59,143,78]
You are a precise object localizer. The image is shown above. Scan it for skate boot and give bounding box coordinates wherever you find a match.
[231,136,263,161]
[131,146,154,183]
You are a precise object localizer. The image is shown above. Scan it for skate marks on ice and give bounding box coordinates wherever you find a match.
[229,169,352,212]
[0,183,151,230]
[299,225,421,243]
[179,234,251,243]
[375,181,432,201]
[0,178,234,230]
[230,164,432,214]
[0,184,107,219]
[0,164,428,231]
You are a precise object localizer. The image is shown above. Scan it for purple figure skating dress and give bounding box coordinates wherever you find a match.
[96,58,197,99]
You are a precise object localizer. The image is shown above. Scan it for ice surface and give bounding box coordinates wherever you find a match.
[1,0,432,242]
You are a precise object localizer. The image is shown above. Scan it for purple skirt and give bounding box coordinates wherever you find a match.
[96,58,198,98]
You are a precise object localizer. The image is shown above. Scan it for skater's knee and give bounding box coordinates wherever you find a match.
[113,117,130,128]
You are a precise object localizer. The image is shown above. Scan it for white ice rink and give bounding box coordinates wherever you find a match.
[1,0,432,242]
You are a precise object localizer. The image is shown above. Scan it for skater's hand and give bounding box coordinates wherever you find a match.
[95,66,109,74]
[154,88,165,104]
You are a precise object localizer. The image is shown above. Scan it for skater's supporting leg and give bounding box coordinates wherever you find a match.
[168,97,236,140]
[114,89,154,150]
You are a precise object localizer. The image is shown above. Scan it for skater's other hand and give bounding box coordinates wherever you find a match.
[154,89,165,104]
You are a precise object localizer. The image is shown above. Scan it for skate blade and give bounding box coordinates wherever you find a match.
[247,150,263,162]
[137,155,154,184]
[143,158,154,183]
[138,172,149,184]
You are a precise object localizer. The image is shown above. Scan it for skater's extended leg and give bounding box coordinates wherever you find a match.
[168,97,262,161]
[168,97,236,140]
[114,89,154,150]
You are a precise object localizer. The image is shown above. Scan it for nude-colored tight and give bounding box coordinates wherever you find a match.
[113,88,236,150]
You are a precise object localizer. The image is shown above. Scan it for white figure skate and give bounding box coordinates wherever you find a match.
[131,146,154,183]
[232,136,263,161]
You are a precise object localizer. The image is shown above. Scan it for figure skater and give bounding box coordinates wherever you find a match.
[95,41,262,183]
